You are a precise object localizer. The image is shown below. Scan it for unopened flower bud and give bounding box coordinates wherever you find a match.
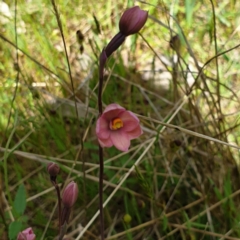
[17,227,36,240]
[47,162,60,181]
[119,6,148,36]
[62,181,78,208]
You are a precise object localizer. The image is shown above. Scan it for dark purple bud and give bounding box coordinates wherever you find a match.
[119,6,148,36]
[47,162,60,181]
[105,32,126,58]
[62,181,78,208]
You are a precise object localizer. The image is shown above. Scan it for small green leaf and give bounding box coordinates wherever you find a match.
[9,221,22,240]
[14,184,26,215]
[185,0,195,27]
[163,215,168,231]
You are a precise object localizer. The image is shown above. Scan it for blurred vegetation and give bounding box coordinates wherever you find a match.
[0,0,240,239]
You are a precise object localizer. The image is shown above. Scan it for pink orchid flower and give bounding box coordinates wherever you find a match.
[17,227,36,240]
[96,103,143,152]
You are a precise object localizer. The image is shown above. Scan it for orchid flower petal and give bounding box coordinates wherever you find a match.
[17,228,36,240]
[103,104,125,121]
[127,125,143,140]
[98,137,113,148]
[119,111,140,132]
[96,115,110,139]
[110,130,131,152]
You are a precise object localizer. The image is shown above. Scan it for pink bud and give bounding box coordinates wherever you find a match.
[17,227,36,240]
[62,181,78,208]
[47,162,60,177]
[119,6,148,36]
[17,233,26,240]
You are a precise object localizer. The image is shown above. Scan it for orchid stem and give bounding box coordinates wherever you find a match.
[98,50,106,240]
[52,180,62,235]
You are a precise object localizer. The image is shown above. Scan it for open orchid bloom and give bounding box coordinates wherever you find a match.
[96,103,143,152]
[17,227,36,240]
